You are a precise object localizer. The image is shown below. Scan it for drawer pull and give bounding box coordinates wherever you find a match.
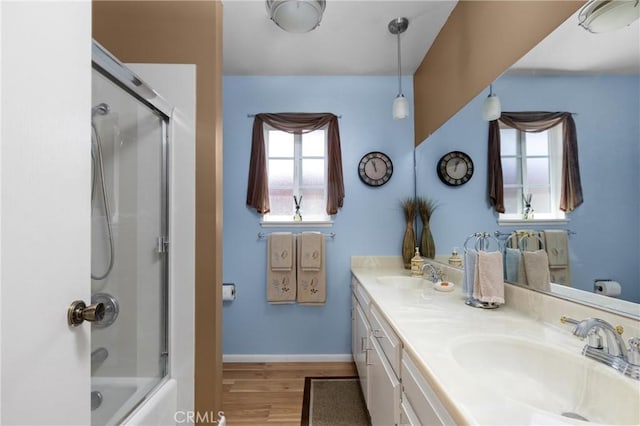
[361,336,368,352]
[373,329,384,339]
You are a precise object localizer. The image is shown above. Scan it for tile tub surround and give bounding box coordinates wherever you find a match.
[350,256,640,425]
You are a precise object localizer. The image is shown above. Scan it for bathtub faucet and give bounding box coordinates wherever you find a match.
[561,316,640,380]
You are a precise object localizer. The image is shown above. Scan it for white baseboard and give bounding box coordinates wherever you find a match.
[223,354,353,363]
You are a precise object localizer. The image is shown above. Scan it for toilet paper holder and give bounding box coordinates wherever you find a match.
[223,283,236,301]
[593,278,621,297]
[594,278,611,293]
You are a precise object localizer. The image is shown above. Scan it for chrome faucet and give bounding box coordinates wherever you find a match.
[421,263,441,283]
[561,316,640,380]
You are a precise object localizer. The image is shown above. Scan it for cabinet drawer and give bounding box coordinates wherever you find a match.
[401,350,455,426]
[369,304,401,377]
[400,396,421,426]
[352,275,371,309]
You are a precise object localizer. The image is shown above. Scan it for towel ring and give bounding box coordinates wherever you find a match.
[463,232,483,253]
[517,233,546,251]
[474,234,500,253]
[464,232,500,253]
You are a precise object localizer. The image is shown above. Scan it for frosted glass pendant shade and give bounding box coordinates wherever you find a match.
[266,0,326,33]
[482,95,501,121]
[393,95,409,120]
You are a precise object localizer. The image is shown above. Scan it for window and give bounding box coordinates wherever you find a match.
[499,123,564,221]
[263,125,329,222]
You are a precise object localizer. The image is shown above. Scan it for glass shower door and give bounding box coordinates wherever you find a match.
[90,63,169,425]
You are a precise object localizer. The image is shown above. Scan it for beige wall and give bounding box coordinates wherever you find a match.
[93,0,223,419]
[413,0,584,145]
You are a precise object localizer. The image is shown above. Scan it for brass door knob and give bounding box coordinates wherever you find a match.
[67,300,106,327]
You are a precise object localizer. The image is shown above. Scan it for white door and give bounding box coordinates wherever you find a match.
[1,1,92,425]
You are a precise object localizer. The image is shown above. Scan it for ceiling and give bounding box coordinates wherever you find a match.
[222,0,458,75]
[510,8,640,75]
[223,1,640,76]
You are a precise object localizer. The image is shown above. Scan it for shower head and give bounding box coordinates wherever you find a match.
[92,103,110,118]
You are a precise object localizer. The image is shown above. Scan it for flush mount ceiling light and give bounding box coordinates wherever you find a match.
[389,17,409,120]
[482,84,501,121]
[266,0,326,33]
[578,0,640,33]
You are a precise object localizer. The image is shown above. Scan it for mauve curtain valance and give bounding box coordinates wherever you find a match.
[488,111,583,213]
[246,113,345,215]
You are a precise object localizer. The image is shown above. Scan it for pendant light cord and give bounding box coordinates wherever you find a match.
[396,30,403,97]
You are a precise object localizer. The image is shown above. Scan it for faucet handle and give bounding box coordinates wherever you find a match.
[560,316,579,326]
[587,329,603,349]
[628,338,640,366]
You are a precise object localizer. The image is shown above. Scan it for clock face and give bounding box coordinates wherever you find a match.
[358,151,393,187]
[437,151,474,186]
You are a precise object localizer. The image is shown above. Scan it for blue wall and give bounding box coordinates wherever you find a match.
[416,74,640,303]
[222,76,415,355]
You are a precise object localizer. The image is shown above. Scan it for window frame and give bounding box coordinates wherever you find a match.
[498,123,566,225]
[261,124,332,226]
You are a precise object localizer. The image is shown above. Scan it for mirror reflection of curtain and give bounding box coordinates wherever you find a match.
[487,111,583,214]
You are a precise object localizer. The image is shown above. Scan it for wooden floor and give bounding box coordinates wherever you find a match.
[222,362,357,425]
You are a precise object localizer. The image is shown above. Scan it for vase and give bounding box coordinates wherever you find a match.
[402,219,417,269]
[419,218,436,259]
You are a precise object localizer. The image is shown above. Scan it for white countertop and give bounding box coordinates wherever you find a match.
[351,263,640,425]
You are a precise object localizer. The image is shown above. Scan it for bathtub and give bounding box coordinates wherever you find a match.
[92,377,177,426]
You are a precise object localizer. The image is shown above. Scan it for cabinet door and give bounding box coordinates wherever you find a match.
[401,351,455,426]
[369,337,400,426]
[354,300,370,406]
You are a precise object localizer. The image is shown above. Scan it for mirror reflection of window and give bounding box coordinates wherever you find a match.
[499,123,563,221]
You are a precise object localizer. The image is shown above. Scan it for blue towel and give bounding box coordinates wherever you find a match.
[463,249,477,297]
[505,248,520,283]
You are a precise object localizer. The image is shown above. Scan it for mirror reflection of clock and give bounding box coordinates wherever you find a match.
[446,158,468,179]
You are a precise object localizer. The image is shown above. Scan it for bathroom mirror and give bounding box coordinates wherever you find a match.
[415,9,639,319]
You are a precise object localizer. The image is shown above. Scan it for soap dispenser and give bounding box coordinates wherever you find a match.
[448,247,463,267]
[410,247,425,276]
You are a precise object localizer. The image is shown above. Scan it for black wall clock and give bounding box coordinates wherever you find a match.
[358,151,393,187]
[437,151,474,186]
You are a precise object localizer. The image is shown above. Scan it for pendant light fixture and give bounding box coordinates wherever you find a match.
[389,17,409,120]
[578,0,640,33]
[266,0,326,33]
[482,84,501,121]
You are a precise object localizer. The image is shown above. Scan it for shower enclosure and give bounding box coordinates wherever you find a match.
[90,41,170,426]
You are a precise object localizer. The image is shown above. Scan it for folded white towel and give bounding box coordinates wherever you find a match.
[300,232,323,271]
[473,251,505,305]
[542,230,569,267]
[269,232,293,271]
[297,234,326,304]
[523,250,551,292]
[267,233,296,303]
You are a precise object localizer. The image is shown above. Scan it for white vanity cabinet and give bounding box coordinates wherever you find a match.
[351,275,401,425]
[351,277,371,405]
[351,273,456,426]
[401,349,455,426]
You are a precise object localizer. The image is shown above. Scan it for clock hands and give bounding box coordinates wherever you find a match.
[453,159,460,172]
[372,159,377,172]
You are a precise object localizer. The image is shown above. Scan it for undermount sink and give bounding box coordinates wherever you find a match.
[450,336,640,424]
[376,275,427,289]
